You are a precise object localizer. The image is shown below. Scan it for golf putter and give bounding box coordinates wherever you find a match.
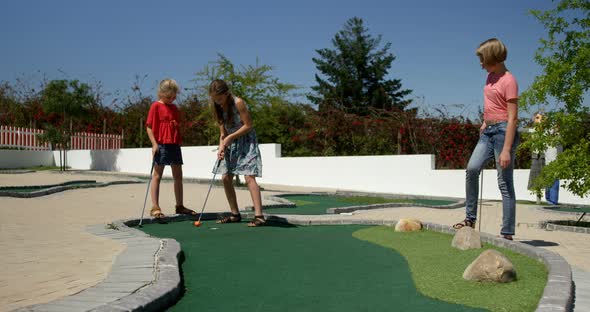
[195,157,223,226]
[138,153,157,227]
[478,169,484,232]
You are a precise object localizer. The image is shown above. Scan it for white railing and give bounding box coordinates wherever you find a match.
[0,126,123,150]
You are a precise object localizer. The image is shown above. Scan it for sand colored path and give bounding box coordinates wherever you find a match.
[0,171,275,311]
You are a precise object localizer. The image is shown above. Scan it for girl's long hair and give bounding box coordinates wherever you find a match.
[208,79,235,126]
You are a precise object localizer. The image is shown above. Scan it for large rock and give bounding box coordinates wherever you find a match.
[395,219,422,232]
[463,249,517,283]
[452,227,482,250]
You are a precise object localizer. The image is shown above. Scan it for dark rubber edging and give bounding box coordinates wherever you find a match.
[0,169,35,174]
[242,192,464,214]
[0,180,141,198]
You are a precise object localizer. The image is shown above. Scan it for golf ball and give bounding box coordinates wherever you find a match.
[194,221,202,227]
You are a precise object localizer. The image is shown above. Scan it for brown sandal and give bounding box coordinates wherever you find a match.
[150,206,165,219]
[452,219,475,230]
[217,213,242,224]
[175,205,197,216]
[248,215,266,227]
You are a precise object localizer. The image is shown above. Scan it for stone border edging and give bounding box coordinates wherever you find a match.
[531,206,590,235]
[0,180,141,198]
[541,221,590,235]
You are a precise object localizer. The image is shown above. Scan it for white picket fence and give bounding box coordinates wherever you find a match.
[0,126,123,150]
[70,132,123,150]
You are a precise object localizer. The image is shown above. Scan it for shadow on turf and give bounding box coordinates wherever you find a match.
[520,240,559,247]
[264,216,297,228]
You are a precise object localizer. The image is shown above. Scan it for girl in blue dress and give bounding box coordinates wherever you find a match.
[209,79,265,226]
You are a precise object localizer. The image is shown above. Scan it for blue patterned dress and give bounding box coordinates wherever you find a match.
[214,99,263,177]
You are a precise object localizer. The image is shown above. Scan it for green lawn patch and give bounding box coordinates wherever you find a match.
[353,227,547,312]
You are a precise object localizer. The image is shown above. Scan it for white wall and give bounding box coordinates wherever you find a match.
[59,144,589,205]
[0,150,55,168]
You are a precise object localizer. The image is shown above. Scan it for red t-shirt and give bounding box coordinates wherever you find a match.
[145,101,182,145]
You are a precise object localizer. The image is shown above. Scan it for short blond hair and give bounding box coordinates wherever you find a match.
[158,79,179,98]
[476,38,507,65]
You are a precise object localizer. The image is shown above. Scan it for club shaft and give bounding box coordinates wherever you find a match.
[478,170,483,232]
[197,158,222,223]
[139,160,155,226]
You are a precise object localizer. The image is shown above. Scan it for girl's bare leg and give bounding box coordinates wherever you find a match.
[222,174,240,214]
[245,175,263,216]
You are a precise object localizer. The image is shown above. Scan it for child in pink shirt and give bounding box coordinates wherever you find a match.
[453,38,519,240]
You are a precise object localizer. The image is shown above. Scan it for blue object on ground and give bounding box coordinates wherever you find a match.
[545,179,559,205]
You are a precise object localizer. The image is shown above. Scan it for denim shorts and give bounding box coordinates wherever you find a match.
[155,144,183,166]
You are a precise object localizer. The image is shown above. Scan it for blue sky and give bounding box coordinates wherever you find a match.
[0,0,560,118]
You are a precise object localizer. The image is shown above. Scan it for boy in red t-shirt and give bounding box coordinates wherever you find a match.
[146,79,196,219]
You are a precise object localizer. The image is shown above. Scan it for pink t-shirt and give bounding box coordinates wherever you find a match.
[483,71,518,121]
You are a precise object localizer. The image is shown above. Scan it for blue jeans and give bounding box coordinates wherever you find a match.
[545,179,559,205]
[465,122,519,236]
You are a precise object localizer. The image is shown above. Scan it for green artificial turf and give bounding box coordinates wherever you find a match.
[141,222,483,312]
[264,194,457,215]
[353,227,547,312]
[339,195,456,206]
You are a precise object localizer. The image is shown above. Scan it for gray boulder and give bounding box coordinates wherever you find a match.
[463,249,517,283]
[395,219,422,232]
[452,227,482,250]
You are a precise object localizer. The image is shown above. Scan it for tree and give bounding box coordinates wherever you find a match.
[309,17,412,114]
[521,0,590,197]
[41,80,94,170]
[193,54,304,147]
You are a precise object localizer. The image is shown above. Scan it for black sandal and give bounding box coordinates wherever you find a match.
[217,213,242,224]
[452,219,475,230]
[248,215,266,227]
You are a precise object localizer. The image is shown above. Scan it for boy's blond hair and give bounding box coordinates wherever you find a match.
[476,38,507,66]
[158,79,180,98]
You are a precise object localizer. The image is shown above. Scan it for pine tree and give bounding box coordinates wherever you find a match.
[309,17,412,115]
